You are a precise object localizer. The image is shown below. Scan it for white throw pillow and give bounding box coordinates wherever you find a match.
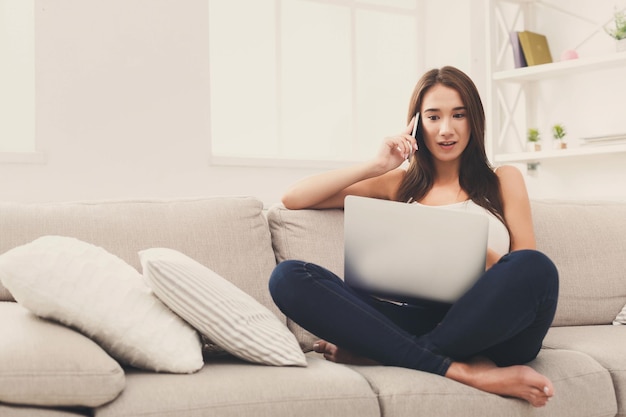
[614,305,626,325]
[139,248,307,367]
[0,236,203,373]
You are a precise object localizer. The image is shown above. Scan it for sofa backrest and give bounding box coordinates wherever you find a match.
[0,197,282,320]
[267,200,626,340]
[3,197,624,339]
[531,200,626,326]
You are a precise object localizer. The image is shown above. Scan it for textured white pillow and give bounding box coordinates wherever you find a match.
[139,248,307,367]
[0,236,203,373]
[614,305,626,325]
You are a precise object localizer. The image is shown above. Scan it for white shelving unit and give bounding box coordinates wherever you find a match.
[485,0,626,168]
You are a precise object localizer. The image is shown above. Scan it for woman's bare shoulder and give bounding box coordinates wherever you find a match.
[495,165,531,209]
[495,165,525,190]
[495,164,522,179]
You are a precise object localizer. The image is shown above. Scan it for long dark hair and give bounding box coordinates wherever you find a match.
[396,66,506,225]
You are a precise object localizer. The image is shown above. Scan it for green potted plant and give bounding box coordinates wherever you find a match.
[527,128,541,151]
[552,123,567,149]
[605,9,626,52]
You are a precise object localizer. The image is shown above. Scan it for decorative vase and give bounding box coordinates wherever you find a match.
[555,141,567,149]
[617,38,626,53]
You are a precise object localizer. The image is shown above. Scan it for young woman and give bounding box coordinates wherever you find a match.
[269,66,559,407]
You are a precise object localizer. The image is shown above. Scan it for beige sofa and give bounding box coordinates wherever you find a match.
[0,196,625,417]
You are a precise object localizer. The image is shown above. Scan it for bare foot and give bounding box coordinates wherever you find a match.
[445,357,554,407]
[312,340,380,366]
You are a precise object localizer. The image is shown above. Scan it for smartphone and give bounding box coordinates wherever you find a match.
[409,112,420,160]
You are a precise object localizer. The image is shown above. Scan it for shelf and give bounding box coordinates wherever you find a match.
[493,52,626,82]
[493,143,626,163]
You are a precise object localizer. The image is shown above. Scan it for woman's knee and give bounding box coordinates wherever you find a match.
[506,249,559,294]
[268,260,305,299]
[520,249,558,277]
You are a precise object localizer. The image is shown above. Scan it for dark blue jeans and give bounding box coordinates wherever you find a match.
[269,249,559,376]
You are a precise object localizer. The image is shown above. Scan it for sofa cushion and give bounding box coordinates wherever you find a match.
[531,200,626,326]
[0,236,203,373]
[0,302,125,407]
[140,248,306,367]
[349,348,616,417]
[94,355,380,417]
[267,205,345,350]
[544,326,626,417]
[0,197,280,321]
[0,405,90,417]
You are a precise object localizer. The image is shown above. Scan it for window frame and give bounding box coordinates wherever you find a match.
[207,0,423,168]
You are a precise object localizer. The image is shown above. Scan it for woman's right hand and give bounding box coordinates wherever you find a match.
[373,117,418,173]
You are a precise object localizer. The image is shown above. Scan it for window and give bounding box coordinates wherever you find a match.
[208,0,421,166]
[0,0,37,161]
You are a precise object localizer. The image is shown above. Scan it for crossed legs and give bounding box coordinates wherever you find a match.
[269,250,559,407]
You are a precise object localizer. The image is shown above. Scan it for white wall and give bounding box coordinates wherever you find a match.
[1,0,625,206]
[3,0,309,205]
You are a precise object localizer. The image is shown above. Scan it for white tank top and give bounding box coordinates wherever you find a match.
[411,200,511,256]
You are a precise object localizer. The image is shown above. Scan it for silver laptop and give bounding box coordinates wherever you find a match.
[344,195,489,304]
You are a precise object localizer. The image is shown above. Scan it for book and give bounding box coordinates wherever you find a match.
[509,31,527,68]
[518,31,553,66]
